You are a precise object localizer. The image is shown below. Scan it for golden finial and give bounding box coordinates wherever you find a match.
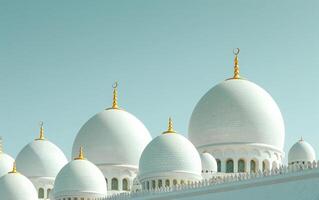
[0,136,3,154]
[111,82,119,109]
[9,162,17,174]
[162,117,176,134]
[75,146,85,160]
[232,48,240,79]
[35,122,45,141]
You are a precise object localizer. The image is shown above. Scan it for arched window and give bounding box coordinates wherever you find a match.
[226,159,234,173]
[38,188,44,199]
[111,178,119,190]
[238,159,245,172]
[151,180,156,189]
[47,188,51,199]
[173,179,178,185]
[216,159,221,172]
[180,180,185,185]
[250,160,256,173]
[158,180,163,188]
[146,181,150,190]
[122,178,129,191]
[165,179,170,187]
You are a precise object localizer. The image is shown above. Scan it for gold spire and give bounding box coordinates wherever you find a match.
[162,117,176,134]
[112,81,119,109]
[232,48,240,79]
[35,122,45,141]
[0,136,2,154]
[9,162,17,174]
[107,81,120,110]
[74,146,85,160]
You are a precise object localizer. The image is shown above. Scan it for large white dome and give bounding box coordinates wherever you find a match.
[53,152,107,198]
[139,120,202,181]
[16,138,68,178]
[0,153,14,177]
[72,109,152,167]
[0,170,37,200]
[189,79,285,151]
[288,138,316,164]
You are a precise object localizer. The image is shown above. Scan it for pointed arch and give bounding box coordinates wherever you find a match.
[226,159,234,173]
[38,188,44,199]
[122,178,129,191]
[111,178,119,190]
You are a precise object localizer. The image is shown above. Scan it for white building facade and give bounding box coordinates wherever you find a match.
[0,51,318,200]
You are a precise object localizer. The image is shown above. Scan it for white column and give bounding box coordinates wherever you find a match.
[258,159,263,172]
[234,158,238,173]
[118,178,122,191]
[221,159,226,172]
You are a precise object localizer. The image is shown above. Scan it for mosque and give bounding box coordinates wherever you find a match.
[1,49,319,200]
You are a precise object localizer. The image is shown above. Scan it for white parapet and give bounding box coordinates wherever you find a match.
[101,161,319,200]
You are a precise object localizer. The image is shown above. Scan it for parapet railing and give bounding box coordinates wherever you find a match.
[97,161,319,200]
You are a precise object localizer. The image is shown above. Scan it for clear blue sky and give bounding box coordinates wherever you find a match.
[0,0,318,160]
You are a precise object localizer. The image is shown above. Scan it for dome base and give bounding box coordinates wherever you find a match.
[198,143,284,173]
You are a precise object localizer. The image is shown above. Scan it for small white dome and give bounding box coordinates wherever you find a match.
[189,79,285,151]
[288,138,316,164]
[53,155,107,198]
[139,120,202,181]
[0,153,14,177]
[16,139,68,178]
[0,171,37,200]
[200,152,217,173]
[72,109,152,167]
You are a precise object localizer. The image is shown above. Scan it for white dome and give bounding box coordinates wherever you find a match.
[200,152,217,172]
[189,79,285,151]
[53,158,107,198]
[288,139,316,164]
[16,139,68,178]
[0,153,14,177]
[72,109,152,167]
[139,130,202,181]
[0,171,37,200]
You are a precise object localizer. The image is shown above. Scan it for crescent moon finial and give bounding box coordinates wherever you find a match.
[232,48,240,79]
[112,81,118,89]
[111,81,119,109]
[0,136,3,154]
[233,48,240,56]
[36,121,45,140]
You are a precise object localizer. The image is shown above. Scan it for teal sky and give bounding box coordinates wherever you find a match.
[1,1,319,160]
